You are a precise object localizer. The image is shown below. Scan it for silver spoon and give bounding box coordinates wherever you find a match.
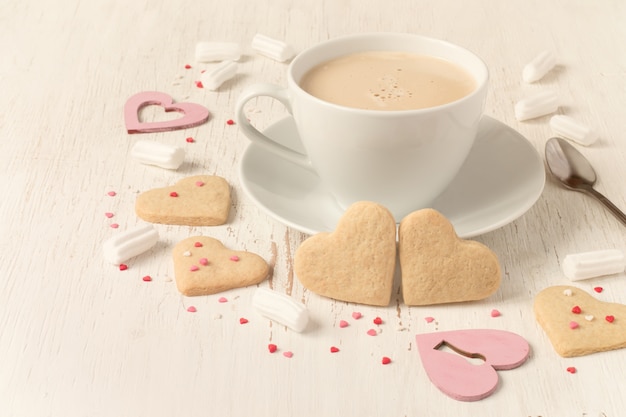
[545,136,626,226]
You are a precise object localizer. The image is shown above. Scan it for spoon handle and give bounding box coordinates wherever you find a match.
[584,186,626,227]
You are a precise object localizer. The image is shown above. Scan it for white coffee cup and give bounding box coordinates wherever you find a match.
[235,33,488,220]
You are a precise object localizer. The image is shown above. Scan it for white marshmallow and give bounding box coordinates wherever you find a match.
[103,223,159,265]
[195,41,242,62]
[252,288,309,332]
[562,249,626,281]
[131,140,185,169]
[200,60,237,91]
[550,115,598,146]
[522,50,557,83]
[514,90,559,121]
[251,33,295,62]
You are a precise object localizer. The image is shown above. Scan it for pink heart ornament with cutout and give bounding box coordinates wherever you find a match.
[124,91,210,133]
[416,329,530,401]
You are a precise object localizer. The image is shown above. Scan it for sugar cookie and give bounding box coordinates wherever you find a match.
[136,175,230,226]
[173,236,269,296]
[294,201,396,306]
[398,208,501,306]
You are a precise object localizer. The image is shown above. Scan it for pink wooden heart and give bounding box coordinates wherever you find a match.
[415,329,530,401]
[124,91,210,134]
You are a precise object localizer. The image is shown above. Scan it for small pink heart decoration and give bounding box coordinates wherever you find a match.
[415,329,530,401]
[124,91,210,133]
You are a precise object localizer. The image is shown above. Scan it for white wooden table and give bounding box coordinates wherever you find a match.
[2,0,626,415]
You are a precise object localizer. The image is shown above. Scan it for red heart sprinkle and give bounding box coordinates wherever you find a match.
[566,367,577,374]
[194,242,203,247]
[382,357,391,365]
[239,317,249,324]
[169,191,179,197]
[185,64,192,69]
[226,119,235,125]
[195,81,204,88]
[594,287,603,293]
[373,317,383,325]
[119,264,128,271]
[142,275,152,282]
[186,137,195,143]
[571,306,582,314]
[606,315,615,323]
[330,346,340,353]
[268,344,277,353]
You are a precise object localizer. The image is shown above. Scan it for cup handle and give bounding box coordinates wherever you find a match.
[235,83,313,170]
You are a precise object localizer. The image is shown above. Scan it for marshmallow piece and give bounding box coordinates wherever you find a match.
[514,90,559,121]
[522,50,557,83]
[251,33,295,62]
[550,115,598,146]
[131,140,185,169]
[252,288,309,332]
[103,223,159,265]
[195,41,241,63]
[200,60,237,91]
[562,249,626,281]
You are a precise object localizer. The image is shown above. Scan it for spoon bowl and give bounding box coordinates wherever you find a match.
[545,137,626,226]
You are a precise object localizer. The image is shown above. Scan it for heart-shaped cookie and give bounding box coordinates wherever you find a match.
[124,91,210,133]
[398,209,501,305]
[135,175,230,226]
[416,329,530,401]
[173,236,269,296]
[294,201,396,306]
[534,285,626,357]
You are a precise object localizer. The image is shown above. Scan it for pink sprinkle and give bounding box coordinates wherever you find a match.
[330,346,340,353]
[569,321,579,329]
[195,181,205,187]
[184,64,192,69]
[119,264,128,271]
[110,223,119,229]
[218,297,228,303]
[425,316,435,323]
[187,306,197,312]
[107,191,116,196]
[239,317,249,324]
[381,357,392,365]
[339,320,349,328]
[189,265,199,272]
[373,317,383,325]
[352,312,362,320]
[104,212,114,218]
[194,242,203,247]
[490,309,501,318]
[367,329,378,336]
[594,286,604,293]
[199,258,209,266]
[186,137,195,143]
[230,255,240,262]
[283,351,293,358]
[142,275,152,282]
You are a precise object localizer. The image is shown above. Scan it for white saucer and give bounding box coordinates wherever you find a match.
[239,116,545,237]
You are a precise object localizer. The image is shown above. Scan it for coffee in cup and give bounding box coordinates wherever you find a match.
[235,33,488,221]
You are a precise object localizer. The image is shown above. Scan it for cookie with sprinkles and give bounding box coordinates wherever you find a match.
[135,175,230,226]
